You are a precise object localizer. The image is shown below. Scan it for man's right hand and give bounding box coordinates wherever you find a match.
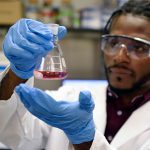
[2,19,67,79]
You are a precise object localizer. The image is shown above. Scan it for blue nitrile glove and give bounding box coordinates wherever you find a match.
[3,19,67,79]
[15,84,95,144]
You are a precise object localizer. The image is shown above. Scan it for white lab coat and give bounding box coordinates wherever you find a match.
[0,67,149,150]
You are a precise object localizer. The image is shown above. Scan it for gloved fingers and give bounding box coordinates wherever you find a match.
[15,84,59,115]
[11,59,36,70]
[15,84,32,109]
[17,87,71,123]
[14,37,52,56]
[16,19,66,50]
[3,34,35,61]
[26,19,52,40]
[41,100,90,126]
[58,26,67,40]
[27,24,67,46]
[35,110,79,128]
[26,19,67,40]
[29,88,61,113]
[29,106,66,125]
[12,23,54,54]
[79,91,95,113]
[19,21,54,50]
[26,25,67,49]
[15,84,78,125]
[3,29,48,61]
[22,31,54,51]
[23,103,51,125]
[15,84,49,115]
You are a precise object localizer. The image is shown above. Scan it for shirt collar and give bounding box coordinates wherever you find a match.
[107,86,150,110]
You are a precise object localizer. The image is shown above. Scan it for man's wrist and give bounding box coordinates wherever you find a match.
[73,141,93,150]
[0,68,27,100]
[10,63,34,79]
[66,119,95,145]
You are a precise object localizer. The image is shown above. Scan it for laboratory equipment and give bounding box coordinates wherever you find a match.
[34,23,68,80]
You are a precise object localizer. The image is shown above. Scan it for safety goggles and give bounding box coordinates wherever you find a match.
[100,35,150,59]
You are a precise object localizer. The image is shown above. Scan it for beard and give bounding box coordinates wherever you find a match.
[104,65,150,95]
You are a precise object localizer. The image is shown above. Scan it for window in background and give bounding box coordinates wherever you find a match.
[62,79,108,88]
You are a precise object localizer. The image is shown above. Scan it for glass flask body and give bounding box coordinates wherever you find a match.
[34,24,68,80]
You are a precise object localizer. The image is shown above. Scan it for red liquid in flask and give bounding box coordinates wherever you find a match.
[34,70,68,80]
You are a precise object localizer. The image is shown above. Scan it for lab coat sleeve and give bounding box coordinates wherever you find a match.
[0,76,34,148]
[90,128,150,150]
[90,129,116,150]
[0,65,34,136]
[0,66,50,149]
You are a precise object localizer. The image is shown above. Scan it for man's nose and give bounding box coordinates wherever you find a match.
[113,44,130,63]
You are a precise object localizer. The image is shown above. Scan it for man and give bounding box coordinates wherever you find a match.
[0,0,150,149]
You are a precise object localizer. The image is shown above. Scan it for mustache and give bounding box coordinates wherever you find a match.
[107,64,134,74]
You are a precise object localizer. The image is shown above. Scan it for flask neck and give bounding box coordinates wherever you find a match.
[53,34,59,46]
[52,34,63,56]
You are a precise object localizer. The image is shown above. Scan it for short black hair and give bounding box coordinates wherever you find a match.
[104,0,150,34]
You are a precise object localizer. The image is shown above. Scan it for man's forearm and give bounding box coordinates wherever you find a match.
[0,69,27,100]
[73,141,93,150]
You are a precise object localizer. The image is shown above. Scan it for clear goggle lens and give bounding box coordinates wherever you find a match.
[100,35,150,58]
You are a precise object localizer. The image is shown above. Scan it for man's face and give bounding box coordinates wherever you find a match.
[103,14,150,91]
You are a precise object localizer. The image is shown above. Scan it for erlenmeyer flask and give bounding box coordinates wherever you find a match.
[34,24,68,80]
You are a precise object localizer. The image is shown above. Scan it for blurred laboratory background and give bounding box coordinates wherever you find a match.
[0,0,127,90]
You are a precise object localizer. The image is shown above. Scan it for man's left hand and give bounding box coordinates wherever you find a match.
[15,84,95,144]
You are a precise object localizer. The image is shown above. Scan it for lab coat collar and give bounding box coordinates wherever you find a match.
[0,65,10,82]
[110,101,150,147]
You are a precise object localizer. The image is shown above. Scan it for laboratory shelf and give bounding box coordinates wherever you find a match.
[0,24,103,33]
[68,27,103,33]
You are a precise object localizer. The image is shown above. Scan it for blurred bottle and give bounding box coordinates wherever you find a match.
[102,0,117,8]
[99,0,117,28]
[117,0,128,7]
[80,7,101,29]
[51,4,60,24]
[59,0,74,27]
[72,10,80,28]
[24,0,40,20]
[39,0,53,23]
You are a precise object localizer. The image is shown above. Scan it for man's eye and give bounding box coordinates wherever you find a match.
[134,46,143,51]
[134,45,148,53]
[129,44,149,57]
[109,39,118,47]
